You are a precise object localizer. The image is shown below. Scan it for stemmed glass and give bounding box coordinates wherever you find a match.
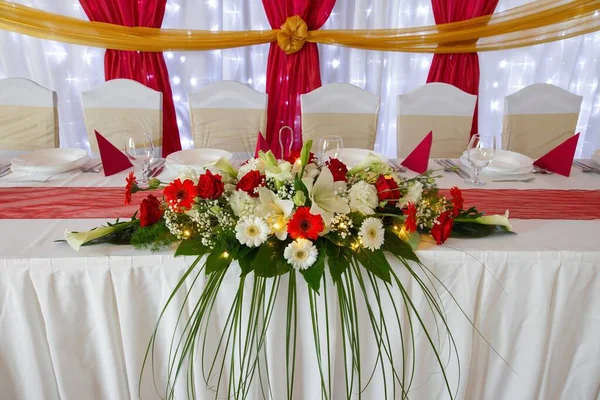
[125,133,154,187]
[318,135,344,162]
[464,134,496,186]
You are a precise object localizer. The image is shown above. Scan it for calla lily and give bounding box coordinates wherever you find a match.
[348,152,392,176]
[471,210,513,231]
[64,226,119,252]
[255,187,294,240]
[204,157,238,179]
[265,161,293,183]
[302,167,350,225]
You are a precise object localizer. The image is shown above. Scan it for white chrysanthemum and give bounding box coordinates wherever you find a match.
[238,158,266,177]
[229,190,258,217]
[349,181,379,215]
[284,239,319,270]
[235,216,269,247]
[177,167,199,184]
[397,181,423,209]
[359,218,385,251]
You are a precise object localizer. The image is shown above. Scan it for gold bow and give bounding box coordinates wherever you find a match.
[277,16,309,55]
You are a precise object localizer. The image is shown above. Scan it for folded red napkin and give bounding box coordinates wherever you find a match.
[401,131,432,174]
[533,133,579,177]
[254,131,270,158]
[95,130,133,176]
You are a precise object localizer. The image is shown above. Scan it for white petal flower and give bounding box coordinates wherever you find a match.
[235,216,269,247]
[265,161,293,183]
[397,181,423,208]
[238,158,266,177]
[349,181,379,215]
[64,226,118,252]
[255,187,294,240]
[472,210,513,231]
[284,238,318,270]
[229,190,258,217]
[177,167,199,184]
[359,218,385,251]
[302,167,350,226]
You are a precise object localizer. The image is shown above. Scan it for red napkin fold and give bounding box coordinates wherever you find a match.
[401,131,433,174]
[533,133,579,177]
[254,131,270,158]
[95,130,133,176]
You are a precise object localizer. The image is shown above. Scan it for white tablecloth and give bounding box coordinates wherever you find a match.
[1,155,600,399]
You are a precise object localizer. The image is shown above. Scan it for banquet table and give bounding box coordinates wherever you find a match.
[1,157,600,400]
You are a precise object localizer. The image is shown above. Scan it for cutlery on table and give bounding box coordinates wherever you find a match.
[573,160,600,174]
[444,159,471,179]
[389,160,407,172]
[533,166,553,175]
[148,160,166,178]
[492,177,535,183]
[434,159,467,179]
[0,165,12,178]
[79,162,103,173]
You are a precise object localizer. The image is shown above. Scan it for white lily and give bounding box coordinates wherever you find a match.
[64,226,118,252]
[255,187,294,240]
[265,161,293,183]
[302,167,350,225]
[471,210,513,231]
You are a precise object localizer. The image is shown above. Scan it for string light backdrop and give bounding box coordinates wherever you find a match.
[0,0,598,156]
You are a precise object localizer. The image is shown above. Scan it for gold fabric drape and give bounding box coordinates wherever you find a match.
[0,0,599,53]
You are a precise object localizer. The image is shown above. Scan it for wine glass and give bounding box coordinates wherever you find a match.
[318,135,344,162]
[464,134,496,186]
[125,133,154,186]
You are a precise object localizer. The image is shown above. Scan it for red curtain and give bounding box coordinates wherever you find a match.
[79,0,181,157]
[262,0,336,156]
[426,0,499,137]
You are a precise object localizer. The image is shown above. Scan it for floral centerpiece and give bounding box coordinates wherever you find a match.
[64,141,512,399]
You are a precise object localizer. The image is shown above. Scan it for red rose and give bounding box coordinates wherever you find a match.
[236,170,265,197]
[326,158,348,182]
[198,170,224,200]
[450,186,464,217]
[431,211,454,245]
[139,194,163,227]
[375,175,400,205]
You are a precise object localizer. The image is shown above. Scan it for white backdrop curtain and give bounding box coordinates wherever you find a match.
[0,0,598,157]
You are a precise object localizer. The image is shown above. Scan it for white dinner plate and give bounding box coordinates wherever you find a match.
[166,148,233,173]
[461,149,533,175]
[326,148,388,167]
[11,148,89,174]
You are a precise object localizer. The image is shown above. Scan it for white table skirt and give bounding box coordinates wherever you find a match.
[1,218,600,400]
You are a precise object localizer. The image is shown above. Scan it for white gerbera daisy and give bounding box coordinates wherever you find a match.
[284,239,318,270]
[359,217,385,251]
[235,216,269,247]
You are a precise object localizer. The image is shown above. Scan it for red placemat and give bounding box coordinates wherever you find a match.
[0,187,599,220]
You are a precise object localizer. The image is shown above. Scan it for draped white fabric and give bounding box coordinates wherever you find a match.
[0,0,598,156]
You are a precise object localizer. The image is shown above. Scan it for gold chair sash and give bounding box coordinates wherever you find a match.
[396,115,473,158]
[0,105,58,151]
[302,112,378,150]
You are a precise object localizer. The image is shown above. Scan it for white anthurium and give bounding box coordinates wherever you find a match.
[302,167,350,226]
[397,181,423,209]
[348,152,391,175]
[265,161,293,183]
[64,226,119,252]
[471,210,513,231]
[255,187,294,240]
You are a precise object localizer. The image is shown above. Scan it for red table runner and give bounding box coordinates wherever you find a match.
[0,187,599,220]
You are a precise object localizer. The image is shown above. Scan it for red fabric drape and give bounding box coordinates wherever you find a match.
[79,0,181,157]
[262,0,336,156]
[426,0,499,137]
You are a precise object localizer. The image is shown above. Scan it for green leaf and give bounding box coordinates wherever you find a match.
[300,242,325,292]
[324,240,350,283]
[254,240,290,277]
[238,247,258,277]
[205,248,232,274]
[383,229,420,263]
[174,239,209,257]
[451,222,515,238]
[356,249,392,283]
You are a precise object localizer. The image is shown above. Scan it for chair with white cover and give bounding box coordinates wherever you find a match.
[188,81,267,153]
[81,79,162,154]
[0,77,58,151]
[502,83,582,158]
[301,83,380,150]
[397,83,477,158]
